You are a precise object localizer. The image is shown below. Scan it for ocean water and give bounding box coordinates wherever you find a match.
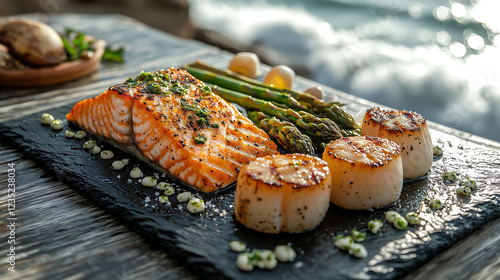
[188,0,500,142]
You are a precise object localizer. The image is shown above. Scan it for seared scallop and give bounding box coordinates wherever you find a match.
[234,154,331,234]
[361,107,433,179]
[322,136,403,210]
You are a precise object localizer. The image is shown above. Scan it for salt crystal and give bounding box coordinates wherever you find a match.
[145,196,151,202]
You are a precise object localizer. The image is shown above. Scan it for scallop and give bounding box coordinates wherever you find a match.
[0,18,66,66]
[322,136,403,210]
[361,107,433,179]
[234,154,331,234]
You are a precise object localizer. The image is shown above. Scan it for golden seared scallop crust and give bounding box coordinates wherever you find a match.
[361,107,433,179]
[234,154,331,234]
[322,136,403,210]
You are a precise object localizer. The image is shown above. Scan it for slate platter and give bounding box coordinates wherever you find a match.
[0,104,499,280]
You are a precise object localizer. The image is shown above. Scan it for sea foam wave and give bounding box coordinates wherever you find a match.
[188,0,500,142]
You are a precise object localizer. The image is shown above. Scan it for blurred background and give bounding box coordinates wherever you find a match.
[1,0,500,142]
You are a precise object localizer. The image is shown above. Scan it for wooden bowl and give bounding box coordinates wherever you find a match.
[0,37,105,86]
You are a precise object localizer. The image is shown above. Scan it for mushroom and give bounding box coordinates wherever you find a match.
[0,18,66,67]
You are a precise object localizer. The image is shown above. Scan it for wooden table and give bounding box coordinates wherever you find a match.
[0,14,499,280]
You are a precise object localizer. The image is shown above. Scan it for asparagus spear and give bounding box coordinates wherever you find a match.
[188,61,319,102]
[210,85,342,142]
[185,62,359,131]
[189,60,278,90]
[248,111,315,155]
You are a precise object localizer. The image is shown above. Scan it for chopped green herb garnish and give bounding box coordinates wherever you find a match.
[367,219,383,234]
[197,108,209,117]
[145,83,164,94]
[395,216,408,230]
[433,145,443,156]
[249,250,263,262]
[194,133,207,144]
[333,235,353,250]
[197,117,209,127]
[351,229,366,242]
[61,29,93,61]
[202,85,212,95]
[460,177,477,190]
[171,82,188,95]
[405,212,420,225]
[180,99,209,117]
[442,170,457,181]
[429,198,444,209]
[289,159,300,169]
[125,71,173,90]
[137,71,154,82]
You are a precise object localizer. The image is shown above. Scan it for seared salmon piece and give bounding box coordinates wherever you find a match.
[67,68,278,192]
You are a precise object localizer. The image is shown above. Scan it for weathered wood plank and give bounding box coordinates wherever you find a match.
[403,216,500,280]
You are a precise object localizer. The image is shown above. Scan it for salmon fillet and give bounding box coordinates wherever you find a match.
[66,67,278,192]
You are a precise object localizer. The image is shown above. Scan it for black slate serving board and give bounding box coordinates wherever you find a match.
[1,104,499,280]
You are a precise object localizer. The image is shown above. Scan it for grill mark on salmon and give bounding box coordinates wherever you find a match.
[66,67,277,192]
